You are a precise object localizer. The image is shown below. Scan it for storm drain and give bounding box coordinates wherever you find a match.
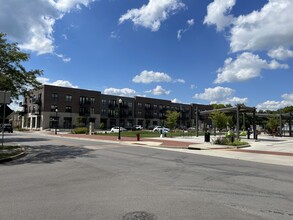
[122,211,157,220]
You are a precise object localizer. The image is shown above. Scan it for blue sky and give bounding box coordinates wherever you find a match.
[1,0,293,111]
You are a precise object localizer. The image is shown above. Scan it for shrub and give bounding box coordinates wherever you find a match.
[213,137,229,145]
[212,137,248,146]
[71,127,88,134]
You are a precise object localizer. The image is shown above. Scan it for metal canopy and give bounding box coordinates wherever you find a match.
[195,105,257,139]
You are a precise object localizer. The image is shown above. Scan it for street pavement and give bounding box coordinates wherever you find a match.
[46,131,293,167]
[1,131,293,220]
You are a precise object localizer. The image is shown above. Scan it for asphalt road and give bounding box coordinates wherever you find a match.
[1,132,293,220]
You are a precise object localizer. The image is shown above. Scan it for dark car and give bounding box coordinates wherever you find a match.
[1,124,13,133]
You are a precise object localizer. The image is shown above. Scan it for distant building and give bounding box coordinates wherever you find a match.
[20,85,212,130]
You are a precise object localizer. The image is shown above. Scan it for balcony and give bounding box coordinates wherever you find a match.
[32,98,42,105]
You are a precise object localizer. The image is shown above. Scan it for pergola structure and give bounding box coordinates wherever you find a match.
[195,105,257,139]
[249,112,292,137]
[195,105,293,139]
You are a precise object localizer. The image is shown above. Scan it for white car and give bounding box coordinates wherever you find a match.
[153,126,170,133]
[110,126,127,133]
[135,125,143,130]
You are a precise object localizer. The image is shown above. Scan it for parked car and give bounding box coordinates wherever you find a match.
[131,125,143,131]
[135,125,143,130]
[110,126,127,133]
[0,124,13,133]
[153,126,170,133]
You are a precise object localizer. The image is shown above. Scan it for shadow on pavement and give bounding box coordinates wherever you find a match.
[3,137,51,143]
[3,144,94,165]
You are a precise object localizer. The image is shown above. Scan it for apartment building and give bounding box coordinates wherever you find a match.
[21,85,101,130]
[20,85,212,130]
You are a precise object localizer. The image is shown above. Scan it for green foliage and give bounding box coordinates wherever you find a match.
[209,111,228,132]
[0,33,43,99]
[281,106,293,113]
[166,110,180,130]
[266,114,279,133]
[99,122,105,130]
[211,103,232,109]
[225,130,236,138]
[212,137,248,146]
[71,127,89,134]
[240,131,247,136]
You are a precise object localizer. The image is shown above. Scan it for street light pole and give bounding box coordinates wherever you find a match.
[55,108,58,135]
[118,98,122,140]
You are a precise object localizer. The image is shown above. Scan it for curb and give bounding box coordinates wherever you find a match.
[188,144,251,150]
[0,148,27,164]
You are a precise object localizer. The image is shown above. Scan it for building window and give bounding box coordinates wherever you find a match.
[90,97,95,104]
[128,102,133,108]
[91,107,95,114]
[138,102,142,108]
[65,106,72,113]
[101,109,107,116]
[51,105,57,112]
[138,111,142,117]
[66,95,72,102]
[145,103,151,109]
[80,96,86,104]
[102,99,107,105]
[154,105,157,109]
[51,93,58,102]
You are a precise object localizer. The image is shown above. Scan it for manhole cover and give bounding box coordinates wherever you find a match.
[122,211,157,220]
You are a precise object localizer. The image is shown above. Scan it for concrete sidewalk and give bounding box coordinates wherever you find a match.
[43,132,293,167]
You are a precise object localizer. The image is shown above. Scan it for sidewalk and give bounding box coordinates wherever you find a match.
[46,132,293,167]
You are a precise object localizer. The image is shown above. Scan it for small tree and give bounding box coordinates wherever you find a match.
[267,114,279,135]
[166,110,180,130]
[209,111,228,133]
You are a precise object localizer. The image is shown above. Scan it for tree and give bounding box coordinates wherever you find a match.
[211,103,232,109]
[166,110,180,130]
[0,33,43,99]
[209,111,228,132]
[281,106,293,113]
[266,114,279,135]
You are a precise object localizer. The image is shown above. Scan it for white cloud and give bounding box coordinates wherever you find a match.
[174,78,185,83]
[257,92,293,111]
[177,18,194,40]
[281,93,293,101]
[187,19,194,27]
[54,0,95,12]
[215,52,289,83]
[110,31,119,39]
[194,86,247,105]
[204,0,236,31]
[256,101,293,111]
[190,84,197,89]
[0,0,95,55]
[194,86,234,101]
[145,85,171,95]
[8,101,23,112]
[119,0,185,31]
[55,53,71,63]
[230,0,293,52]
[37,77,78,88]
[171,98,182,103]
[132,70,172,84]
[103,87,136,97]
[268,47,293,61]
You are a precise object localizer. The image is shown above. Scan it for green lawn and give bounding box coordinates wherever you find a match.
[95,130,206,138]
[0,146,24,160]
